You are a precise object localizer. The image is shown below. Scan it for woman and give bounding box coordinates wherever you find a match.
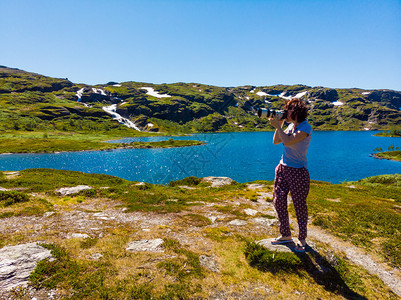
[269,98,312,253]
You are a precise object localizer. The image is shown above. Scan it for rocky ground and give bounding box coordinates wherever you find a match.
[0,176,400,299]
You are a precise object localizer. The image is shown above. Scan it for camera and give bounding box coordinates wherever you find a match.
[257,108,288,120]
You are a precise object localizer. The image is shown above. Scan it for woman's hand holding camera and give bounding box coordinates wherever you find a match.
[269,116,284,129]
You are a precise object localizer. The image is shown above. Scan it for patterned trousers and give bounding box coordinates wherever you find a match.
[273,164,310,240]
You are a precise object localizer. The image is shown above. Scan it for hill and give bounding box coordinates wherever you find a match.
[1,66,400,134]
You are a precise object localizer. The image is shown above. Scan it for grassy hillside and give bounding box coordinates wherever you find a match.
[1,66,400,137]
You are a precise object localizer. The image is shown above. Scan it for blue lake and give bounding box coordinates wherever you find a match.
[0,131,400,184]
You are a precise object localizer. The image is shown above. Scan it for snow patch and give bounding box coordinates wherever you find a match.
[266,90,308,100]
[279,92,292,100]
[140,87,171,98]
[113,84,122,87]
[256,91,268,97]
[362,92,371,95]
[332,101,344,106]
[294,91,307,98]
[92,88,107,96]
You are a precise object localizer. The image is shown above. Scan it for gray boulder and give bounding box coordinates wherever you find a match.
[0,243,53,291]
[55,185,93,196]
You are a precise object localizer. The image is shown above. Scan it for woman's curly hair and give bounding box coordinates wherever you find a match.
[284,98,308,123]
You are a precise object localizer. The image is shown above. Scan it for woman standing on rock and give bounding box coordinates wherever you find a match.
[269,98,312,253]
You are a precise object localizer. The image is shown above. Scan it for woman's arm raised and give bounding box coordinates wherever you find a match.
[270,117,308,146]
[272,119,286,144]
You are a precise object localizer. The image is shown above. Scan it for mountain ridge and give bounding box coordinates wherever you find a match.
[1,66,400,133]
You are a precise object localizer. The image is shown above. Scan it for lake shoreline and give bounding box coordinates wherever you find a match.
[0,140,206,155]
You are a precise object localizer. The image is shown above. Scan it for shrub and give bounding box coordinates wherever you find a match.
[0,190,30,206]
[169,176,202,187]
[358,174,401,186]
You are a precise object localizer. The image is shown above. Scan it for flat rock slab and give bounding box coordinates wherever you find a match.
[244,208,258,216]
[126,239,164,252]
[0,243,53,291]
[246,183,267,190]
[202,176,234,187]
[256,238,296,253]
[55,185,93,196]
[199,255,219,272]
[228,219,247,226]
[67,233,91,239]
[251,218,278,226]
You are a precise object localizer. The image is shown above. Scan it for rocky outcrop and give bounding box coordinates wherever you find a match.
[367,90,401,110]
[0,243,53,291]
[308,88,339,102]
[76,87,112,103]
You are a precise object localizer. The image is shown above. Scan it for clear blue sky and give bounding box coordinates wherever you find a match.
[1,0,400,90]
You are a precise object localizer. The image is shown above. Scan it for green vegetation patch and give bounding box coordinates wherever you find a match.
[244,242,376,298]
[30,241,203,299]
[30,243,124,298]
[0,137,121,153]
[375,150,401,162]
[244,242,302,273]
[180,213,212,227]
[0,190,29,206]
[356,174,401,186]
[168,176,202,187]
[0,168,126,192]
[374,129,401,137]
[308,178,401,267]
[0,131,204,154]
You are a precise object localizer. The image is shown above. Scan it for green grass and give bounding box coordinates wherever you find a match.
[244,242,303,274]
[0,168,127,192]
[307,176,401,267]
[29,241,204,299]
[244,241,384,298]
[2,169,400,269]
